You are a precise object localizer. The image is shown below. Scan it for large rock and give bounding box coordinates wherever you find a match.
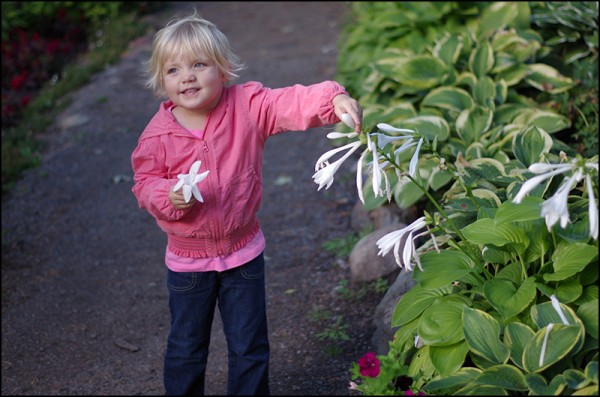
[349,223,406,282]
[371,270,416,355]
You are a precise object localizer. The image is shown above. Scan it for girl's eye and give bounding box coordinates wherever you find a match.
[194,62,206,69]
[166,67,177,74]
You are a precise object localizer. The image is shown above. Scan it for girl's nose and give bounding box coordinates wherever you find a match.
[182,69,196,82]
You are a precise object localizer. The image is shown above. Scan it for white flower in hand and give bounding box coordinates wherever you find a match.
[173,160,210,203]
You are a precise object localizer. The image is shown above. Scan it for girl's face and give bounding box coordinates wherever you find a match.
[162,51,226,115]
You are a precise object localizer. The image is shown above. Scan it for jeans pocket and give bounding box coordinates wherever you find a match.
[239,254,264,280]
[167,270,197,292]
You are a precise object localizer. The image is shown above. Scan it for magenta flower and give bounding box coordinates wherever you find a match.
[357,352,380,378]
[405,390,426,396]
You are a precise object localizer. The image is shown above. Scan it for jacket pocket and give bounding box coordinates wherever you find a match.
[222,168,262,232]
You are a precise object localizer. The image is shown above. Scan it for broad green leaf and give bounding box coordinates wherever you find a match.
[472,364,528,391]
[523,324,582,372]
[393,317,419,348]
[454,383,509,395]
[433,33,464,65]
[572,385,599,395]
[393,177,424,209]
[496,64,529,86]
[482,245,511,265]
[525,63,575,94]
[392,284,449,327]
[525,373,567,395]
[395,55,449,89]
[419,298,467,346]
[494,196,543,224]
[461,218,529,251]
[469,41,494,78]
[556,278,583,303]
[402,115,450,142]
[413,250,475,290]
[473,76,496,107]
[563,369,590,389]
[456,106,494,144]
[577,299,599,337]
[513,109,571,134]
[423,367,481,391]
[477,2,519,40]
[585,361,598,384]
[428,167,453,191]
[504,322,535,369]
[512,125,553,167]
[544,242,598,282]
[429,341,469,376]
[463,307,510,364]
[530,300,582,329]
[407,346,436,380]
[484,277,536,319]
[422,86,474,113]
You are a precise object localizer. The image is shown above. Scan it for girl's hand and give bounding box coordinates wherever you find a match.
[332,94,363,134]
[169,186,196,210]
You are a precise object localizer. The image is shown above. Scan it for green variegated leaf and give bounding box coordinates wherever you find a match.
[544,242,599,282]
[494,196,543,224]
[563,369,590,389]
[496,64,529,86]
[454,384,509,395]
[392,284,450,327]
[477,2,519,40]
[513,110,571,134]
[419,298,467,346]
[530,300,582,329]
[472,364,528,391]
[525,63,575,94]
[463,307,510,364]
[396,55,449,89]
[525,373,567,395]
[586,361,598,384]
[428,167,453,191]
[522,324,582,373]
[484,277,536,320]
[393,177,424,209]
[429,341,470,377]
[423,367,482,391]
[402,115,450,142]
[469,41,494,78]
[456,106,493,144]
[512,125,553,167]
[456,71,477,88]
[577,299,599,337]
[495,79,507,105]
[473,76,496,107]
[413,250,475,290]
[433,33,464,65]
[422,86,474,113]
[504,322,535,369]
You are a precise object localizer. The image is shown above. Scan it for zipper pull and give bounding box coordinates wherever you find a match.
[202,141,209,152]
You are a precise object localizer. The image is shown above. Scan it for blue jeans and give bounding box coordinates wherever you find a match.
[163,253,270,395]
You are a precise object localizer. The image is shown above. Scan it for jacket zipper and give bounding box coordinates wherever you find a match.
[201,139,225,256]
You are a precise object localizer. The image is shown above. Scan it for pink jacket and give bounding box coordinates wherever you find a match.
[131,80,347,258]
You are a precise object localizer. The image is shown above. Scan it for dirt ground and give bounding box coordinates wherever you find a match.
[2,2,387,395]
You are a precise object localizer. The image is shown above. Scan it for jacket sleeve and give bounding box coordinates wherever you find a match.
[242,80,348,137]
[131,137,190,222]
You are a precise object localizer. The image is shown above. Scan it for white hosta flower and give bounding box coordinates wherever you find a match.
[513,158,598,239]
[540,170,581,230]
[173,160,210,203]
[376,216,430,271]
[586,173,598,239]
[539,323,554,367]
[550,294,570,325]
[313,137,362,191]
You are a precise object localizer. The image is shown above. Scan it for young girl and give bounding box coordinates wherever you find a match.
[131,12,362,396]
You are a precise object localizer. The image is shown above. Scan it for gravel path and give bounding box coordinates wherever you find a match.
[2,2,383,395]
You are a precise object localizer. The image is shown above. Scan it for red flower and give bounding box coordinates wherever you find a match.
[357,352,380,378]
[405,391,426,396]
[10,72,28,90]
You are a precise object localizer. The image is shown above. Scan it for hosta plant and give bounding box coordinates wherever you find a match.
[313,115,598,395]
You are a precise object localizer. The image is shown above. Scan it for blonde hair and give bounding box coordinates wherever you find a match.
[145,11,245,97]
